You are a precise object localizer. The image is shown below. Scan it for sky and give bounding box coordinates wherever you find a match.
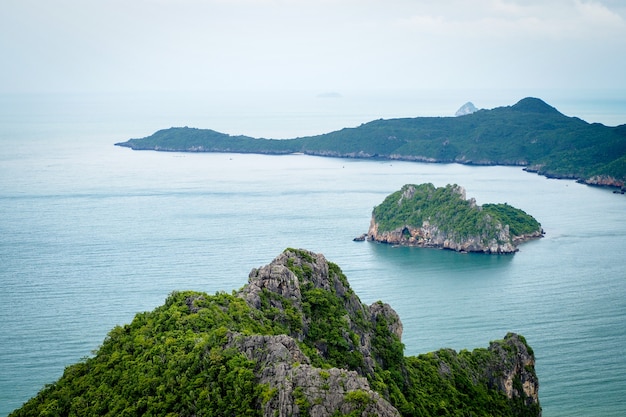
[1,0,626,94]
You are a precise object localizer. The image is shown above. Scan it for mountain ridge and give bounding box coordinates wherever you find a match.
[115,97,626,189]
[11,249,541,417]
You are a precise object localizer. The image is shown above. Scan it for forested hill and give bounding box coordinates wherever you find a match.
[115,97,626,188]
[11,249,541,417]
[366,183,543,253]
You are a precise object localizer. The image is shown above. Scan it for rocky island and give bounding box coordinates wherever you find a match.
[360,183,543,253]
[11,249,541,416]
[115,97,626,190]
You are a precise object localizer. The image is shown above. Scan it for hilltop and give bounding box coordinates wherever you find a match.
[363,183,543,253]
[11,249,541,417]
[115,97,626,189]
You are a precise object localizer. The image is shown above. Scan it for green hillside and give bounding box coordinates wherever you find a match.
[11,249,541,417]
[366,184,542,253]
[373,183,541,238]
[116,97,626,188]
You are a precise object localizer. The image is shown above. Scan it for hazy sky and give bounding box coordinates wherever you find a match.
[1,0,625,94]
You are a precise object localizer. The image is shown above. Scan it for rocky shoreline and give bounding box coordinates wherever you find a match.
[117,138,626,192]
[356,184,544,254]
[523,166,626,191]
[355,221,544,254]
[116,97,626,192]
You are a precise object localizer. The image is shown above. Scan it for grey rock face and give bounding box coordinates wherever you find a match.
[239,249,403,373]
[227,333,399,417]
[487,333,540,406]
[455,101,479,116]
[233,249,540,416]
[367,215,519,253]
[234,249,402,416]
[366,184,543,253]
[242,261,303,312]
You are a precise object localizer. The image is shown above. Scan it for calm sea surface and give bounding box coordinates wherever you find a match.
[1,91,625,416]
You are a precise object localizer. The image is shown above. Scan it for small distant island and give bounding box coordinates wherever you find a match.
[115,97,626,190]
[356,183,543,254]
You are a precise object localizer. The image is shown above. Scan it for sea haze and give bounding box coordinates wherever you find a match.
[0,91,625,416]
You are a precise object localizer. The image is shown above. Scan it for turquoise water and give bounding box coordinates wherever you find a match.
[1,92,625,416]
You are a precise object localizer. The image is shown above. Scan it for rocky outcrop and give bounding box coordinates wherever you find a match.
[239,249,402,377]
[455,101,479,116]
[233,249,540,416]
[367,216,521,253]
[487,334,540,405]
[234,249,404,416]
[11,248,541,417]
[364,184,543,253]
[226,333,400,417]
[580,174,625,189]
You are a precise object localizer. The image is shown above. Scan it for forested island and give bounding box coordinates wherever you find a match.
[360,183,543,253]
[11,249,541,417]
[115,97,626,189]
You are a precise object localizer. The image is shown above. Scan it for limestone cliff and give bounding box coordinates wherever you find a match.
[239,250,403,378]
[487,334,540,406]
[225,333,399,417]
[364,183,543,253]
[236,249,541,416]
[10,249,541,417]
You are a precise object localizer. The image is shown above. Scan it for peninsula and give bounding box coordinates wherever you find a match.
[360,183,543,253]
[115,97,626,189]
[11,249,541,417]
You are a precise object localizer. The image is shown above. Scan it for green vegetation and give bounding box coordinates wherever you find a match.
[299,281,366,371]
[281,249,369,372]
[482,203,541,237]
[372,183,541,245]
[399,345,540,417]
[116,97,626,187]
[11,250,540,417]
[11,291,274,417]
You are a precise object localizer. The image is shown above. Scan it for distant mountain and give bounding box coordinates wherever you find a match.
[115,97,626,189]
[455,101,478,116]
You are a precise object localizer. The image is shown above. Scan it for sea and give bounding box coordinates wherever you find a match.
[1,89,625,416]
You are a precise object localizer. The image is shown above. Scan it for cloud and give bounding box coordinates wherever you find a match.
[574,0,625,28]
[0,0,625,92]
[395,0,626,40]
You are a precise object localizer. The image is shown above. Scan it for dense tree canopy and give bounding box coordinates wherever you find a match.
[11,249,541,417]
[116,98,626,187]
[372,183,541,242]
